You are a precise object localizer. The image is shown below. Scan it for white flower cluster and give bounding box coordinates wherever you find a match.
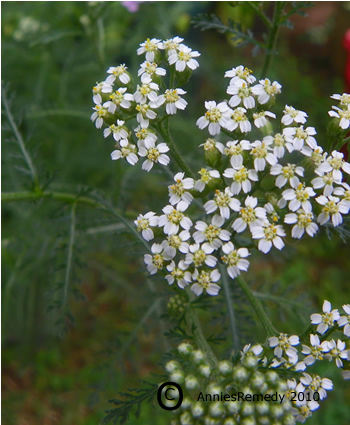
[163,339,341,425]
[265,300,350,382]
[91,37,200,171]
[134,64,350,297]
[92,38,350,298]
[328,93,350,130]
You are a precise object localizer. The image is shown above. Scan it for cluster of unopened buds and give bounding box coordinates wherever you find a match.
[161,300,349,425]
[91,37,350,299]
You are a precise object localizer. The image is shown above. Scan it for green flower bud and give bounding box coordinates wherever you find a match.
[185,375,199,390]
[192,349,205,364]
[178,342,193,356]
[219,360,233,375]
[202,138,223,168]
[199,363,211,378]
[191,401,205,418]
[233,365,249,381]
[209,401,224,417]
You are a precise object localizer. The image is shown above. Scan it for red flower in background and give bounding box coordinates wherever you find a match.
[344,29,350,93]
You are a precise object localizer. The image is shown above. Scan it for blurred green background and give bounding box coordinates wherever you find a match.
[2,1,350,424]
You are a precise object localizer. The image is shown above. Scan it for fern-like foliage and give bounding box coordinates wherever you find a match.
[192,2,313,57]
[192,13,265,56]
[102,380,160,425]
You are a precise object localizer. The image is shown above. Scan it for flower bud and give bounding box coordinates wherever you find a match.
[202,138,223,168]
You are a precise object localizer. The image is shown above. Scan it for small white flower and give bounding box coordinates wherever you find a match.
[242,343,264,357]
[300,373,333,400]
[284,209,318,239]
[333,182,350,202]
[135,103,158,127]
[103,120,128,141]
[227,79,255,109]
[199,138,225,154]
[252,221,286,253]
[168,172,194,210]
[224,65,256,85]
[105,64,130,85]
[310,300,340,334]
[337,304,350,337]
[251,78,282,104]
[196,101,231,135]
[92,82,104,104]
[144,242,174,275]
[162,231,191,257]
[302,334,330,365]
[316,195,350,227]
[282,105,308,125]
[311,172,341,196]
[316,150,350,181]
[328,105,350,129]
[185,243,217,268]
[138,139,170,171]
[269,133,293,158]
[134,125,157,147]
[204,187,240,219]
[221,242,250,279]
[331,93,350,106]
[324,339,349,368]
[253,110,276,128]
[270,163,304,188]
[250,139,278,171]
[111,139,138,165]
[161,36,184,55]
[271,354,305,371]
[134,82,159,104]
[137,38,163,62]
[309,146,326,166]
[134,212,158,241]
[232,195,266,233]
[264,202,281,222]
[223,139,251,168]
[194,168,220,192]
[166,260,192,289]
[293,400,320,423]
[158,204,192,235]
[225,107,251,133]
[223,165,258,195]
[283,126,317,150]
[269,333,300,358]
[103,87,134,113]
[138,61,166,83]
[101,81,113,94]
[282,183,316,212]
[191,269,221,296]
[193,215,231,250]
[158,88,187,115]
[168,44,200,72]
[91,104,108,128]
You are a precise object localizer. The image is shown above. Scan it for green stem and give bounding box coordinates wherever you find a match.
[246,1,272,29]
[220,265,240,352]
[2,85,39,188]
[236,275,278,337]
[155,120,196,179]
[185,289,218,370]
[187,304,218,371]
[63,203,76,311]
[260,1,284,78]
[2,190,150,252]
